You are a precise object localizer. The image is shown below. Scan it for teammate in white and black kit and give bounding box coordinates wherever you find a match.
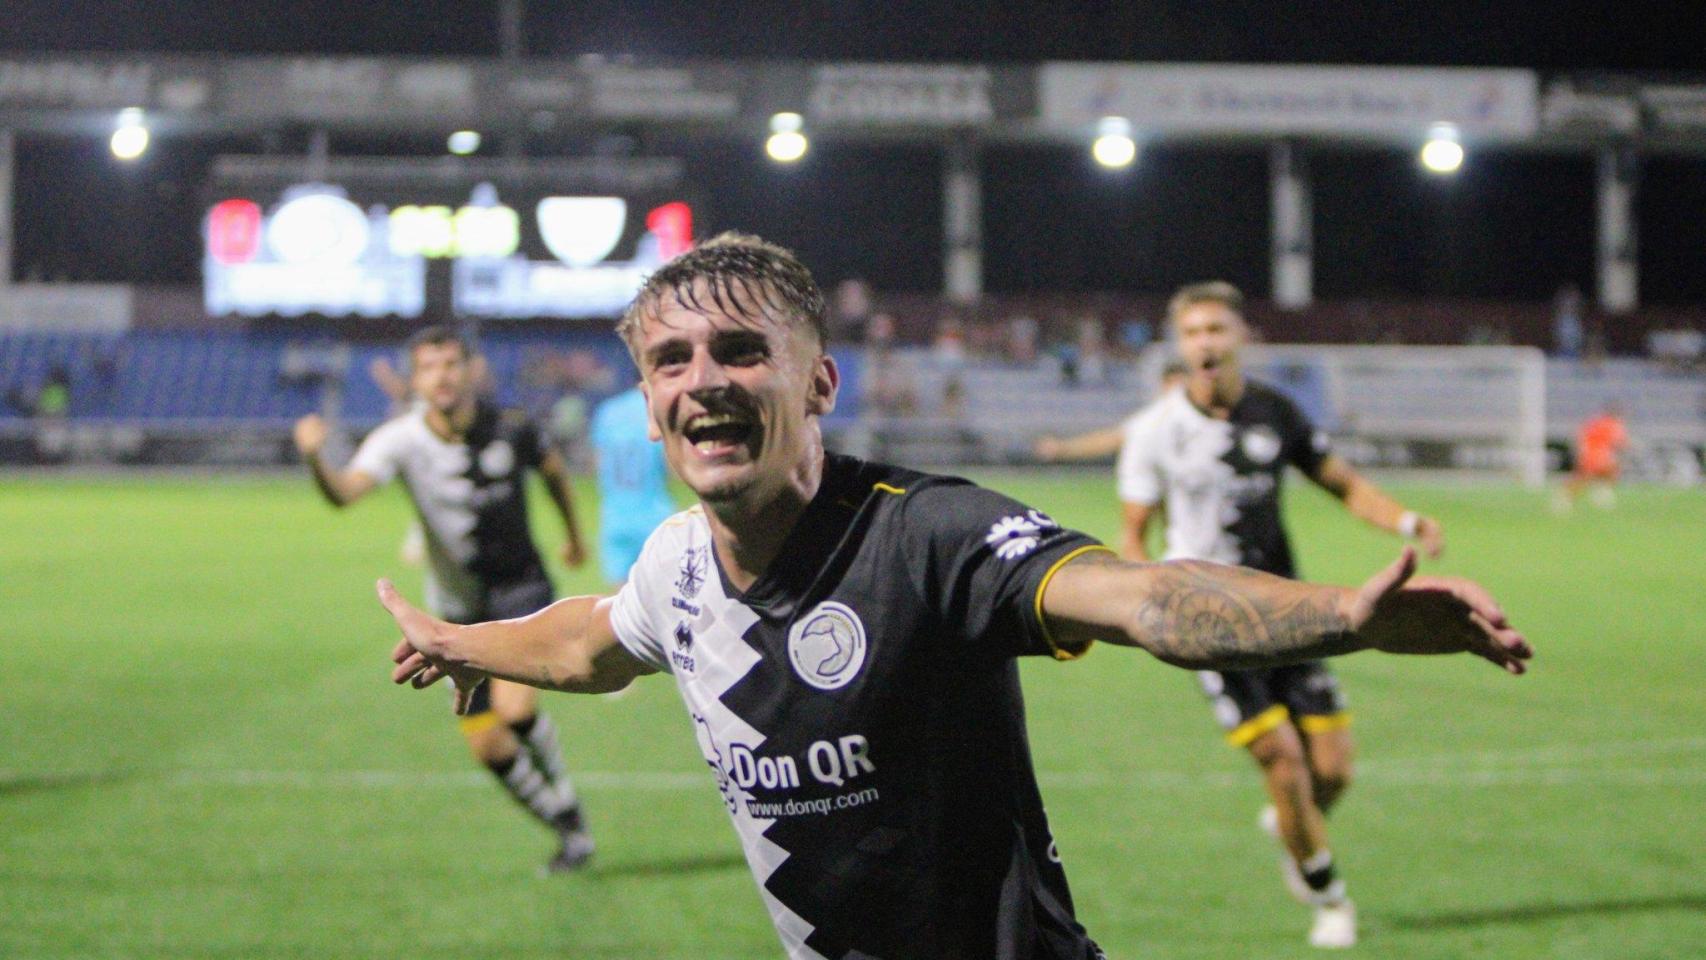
[294,326,596,872]
[374,236,1531,959]
[1117,282,1446,948]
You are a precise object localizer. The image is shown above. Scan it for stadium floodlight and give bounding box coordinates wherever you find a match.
[446,130,482,156]
[1091,116,1138,169]
[766,112,809,163]
[1420,123,1464,174]
[110,108,149,161]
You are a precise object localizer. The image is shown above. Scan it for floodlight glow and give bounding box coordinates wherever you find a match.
[766,112,808,163]
[110,108,149,161]
[447,130,482,155]
[766,131,808,163]
[1091,117,1137,169]
[1420,124,1464,174]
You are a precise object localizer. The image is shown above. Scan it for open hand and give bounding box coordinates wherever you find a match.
[293,414,329,457]
[377,578,489,713]
[1345,548,1532,674]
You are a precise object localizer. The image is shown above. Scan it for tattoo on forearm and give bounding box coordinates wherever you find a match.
[1133,561,1355,668]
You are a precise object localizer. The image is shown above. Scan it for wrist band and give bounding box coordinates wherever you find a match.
[1398,511,1421,539]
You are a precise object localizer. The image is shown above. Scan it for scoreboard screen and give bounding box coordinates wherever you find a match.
[202,156,695,320]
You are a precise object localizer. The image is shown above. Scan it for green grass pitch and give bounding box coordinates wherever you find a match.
[2,469,1703,959]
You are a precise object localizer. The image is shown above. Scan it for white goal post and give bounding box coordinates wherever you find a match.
[1139,343,1549,486]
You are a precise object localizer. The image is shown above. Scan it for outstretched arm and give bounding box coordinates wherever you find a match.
[1041,548,1530,674]
[379,581,654,712]
[1311,454,1444,558]
[294,414,379,508]
[1035,426,1126,462]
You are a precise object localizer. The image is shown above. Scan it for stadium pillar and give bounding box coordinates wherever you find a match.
[1270,141,1312,309]
[943,139,982,304]
[1596,145,1638,314]
[498,0,524,59]
[0,129,11,291]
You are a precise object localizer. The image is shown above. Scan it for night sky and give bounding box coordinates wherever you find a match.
[7,2,1706,302]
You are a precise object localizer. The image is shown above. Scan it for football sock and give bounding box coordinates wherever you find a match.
[487,750,579,830]
[509,713,579,808]
[1299,849,1346,905]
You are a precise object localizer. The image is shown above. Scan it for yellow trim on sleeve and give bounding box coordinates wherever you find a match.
[457,711,504,736]
[1033,544,1119,661]
[873,482,907,495]
[1297,711,1354,735]
[1226,704,1291,747]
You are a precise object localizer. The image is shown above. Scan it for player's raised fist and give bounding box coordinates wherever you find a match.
[293,414,329,457]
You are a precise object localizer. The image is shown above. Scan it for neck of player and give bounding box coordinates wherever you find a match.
[1187,365,1245,417]
[703,436,826,594]
[425,397,477,440]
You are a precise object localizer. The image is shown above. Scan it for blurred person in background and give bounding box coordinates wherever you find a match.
[1555,400,1629,513]
[294,325,596,873]
[1114,281,1447,949]
[588,383,678,586]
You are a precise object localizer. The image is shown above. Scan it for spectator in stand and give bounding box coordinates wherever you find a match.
[1552,285,1585,360]
[865,312,916,418]
[1077,316,1108,386]
[831,278,874,342]
[1006,313,1040,365]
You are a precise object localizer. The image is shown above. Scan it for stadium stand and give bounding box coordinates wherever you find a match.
[0,329,863,464]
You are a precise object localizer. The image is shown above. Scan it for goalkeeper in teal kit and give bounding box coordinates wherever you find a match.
[589,385,678,585]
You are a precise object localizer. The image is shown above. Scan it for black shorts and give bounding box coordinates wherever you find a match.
[1197,662,1351,747]
[450,570,555,723]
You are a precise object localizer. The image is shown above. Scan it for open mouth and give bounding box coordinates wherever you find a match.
[682,412,758,455]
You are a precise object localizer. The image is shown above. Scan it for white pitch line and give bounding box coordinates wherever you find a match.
[5,735,1702,795]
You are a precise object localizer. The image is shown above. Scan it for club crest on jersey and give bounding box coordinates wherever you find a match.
[477,440,515,477]
[676,546,707,598]
[1240,426,1282,465]
[787,601,868,692]
[985,510,1057,561]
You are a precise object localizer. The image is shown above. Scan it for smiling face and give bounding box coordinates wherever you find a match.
[634,278,838,509]
[408,340,474,417]
[1172,300,1248,398]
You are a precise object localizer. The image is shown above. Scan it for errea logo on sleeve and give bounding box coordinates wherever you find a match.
[985,510,1058,561]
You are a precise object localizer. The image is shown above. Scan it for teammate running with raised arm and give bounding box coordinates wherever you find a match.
[377,235,1530,960]
[295,326,596,872]
[1116,281,1446,947]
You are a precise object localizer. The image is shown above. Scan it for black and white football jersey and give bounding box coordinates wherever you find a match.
[1116,382,1330,577]
[350,398,548,619]
[610,453,1110,960]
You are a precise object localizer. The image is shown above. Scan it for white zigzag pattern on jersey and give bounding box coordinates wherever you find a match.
[665,517,827,960]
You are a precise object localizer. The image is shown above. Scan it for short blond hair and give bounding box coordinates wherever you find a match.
[1166,281,1245,324]
[616,232,827,357]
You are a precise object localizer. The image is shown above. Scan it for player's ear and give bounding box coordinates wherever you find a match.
[806,352,839,418]
[640,381,662,442]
